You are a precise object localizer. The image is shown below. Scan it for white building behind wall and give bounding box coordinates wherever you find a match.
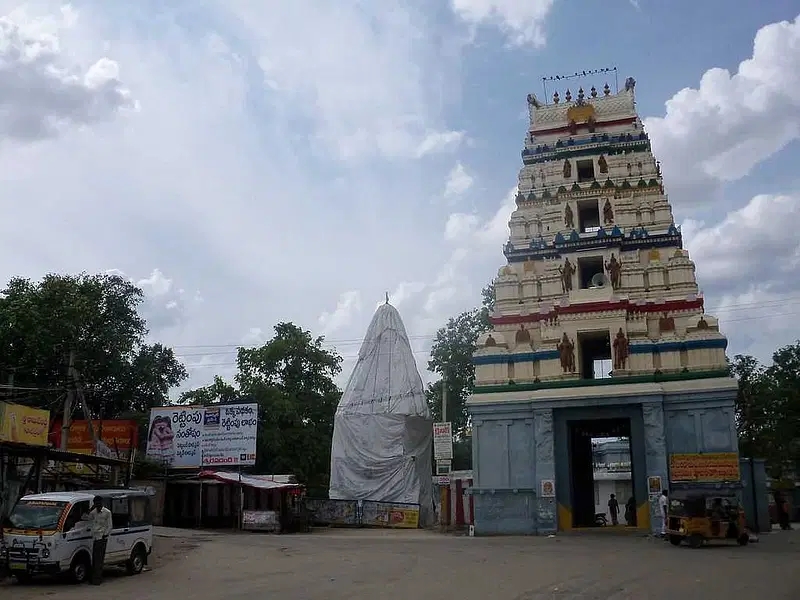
[593,439,632,521]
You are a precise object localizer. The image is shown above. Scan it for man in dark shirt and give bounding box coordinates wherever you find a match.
[608,494,619,525]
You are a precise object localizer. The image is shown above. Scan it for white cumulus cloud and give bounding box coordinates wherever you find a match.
[444,162,474,198]
[450,0,556,46]
[645,15,800,208]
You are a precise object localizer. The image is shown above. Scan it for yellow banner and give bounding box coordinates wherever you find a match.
[376,506,420,529]
[669,452,740,482]
[0,402,50,446]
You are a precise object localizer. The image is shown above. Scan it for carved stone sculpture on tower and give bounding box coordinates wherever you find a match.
[564,204,574,229]
[563,159,571,179]
[598,155,608,173]
[603,199,614,224]
[559,257,576,293]
[612,328,630,370]
[605,254,622,289]
[557,333,575,373]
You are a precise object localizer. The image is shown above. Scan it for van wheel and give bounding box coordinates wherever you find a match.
[70,554,90,584]
[688,534,703,549]
[127,545,146,575]
[13,572,34,584]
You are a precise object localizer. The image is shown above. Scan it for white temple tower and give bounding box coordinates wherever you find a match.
[329,301,434,526]
[466,77,738,536]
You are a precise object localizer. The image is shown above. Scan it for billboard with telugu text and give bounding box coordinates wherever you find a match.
[145,404,258,469]
[0,402,50,446]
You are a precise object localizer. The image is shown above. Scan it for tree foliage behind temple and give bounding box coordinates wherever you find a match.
[180,322,342,494]
[730,341,800,478]
[0,273,187,418]
[425,283,494,469]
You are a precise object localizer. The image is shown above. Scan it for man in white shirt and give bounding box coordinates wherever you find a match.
[83,496,113,585]
[659,490,669,537]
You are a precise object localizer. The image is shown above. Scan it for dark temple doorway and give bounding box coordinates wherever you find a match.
[568,418,632,528]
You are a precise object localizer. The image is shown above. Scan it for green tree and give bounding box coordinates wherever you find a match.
[0,273,187,418]
[179,323,342,493]
[731,342,800,478]
[426,283,494,443]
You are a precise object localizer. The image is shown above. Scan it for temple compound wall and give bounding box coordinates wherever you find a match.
[466,78,739,535]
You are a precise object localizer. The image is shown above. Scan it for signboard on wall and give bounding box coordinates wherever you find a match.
[0,402,50,446]
[669,453,740,482]
[50,419,138,458]
[50,419,139,476]
[433,422,453,460]
[145,404,258,469]
[540,479,556,498]
[242,510,279,532]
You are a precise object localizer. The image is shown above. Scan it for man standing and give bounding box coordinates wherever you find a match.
[608,494,619,526]
[84,496,113,585]
[659,490,669,537]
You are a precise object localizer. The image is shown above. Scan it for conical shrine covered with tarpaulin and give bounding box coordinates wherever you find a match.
[329,300,434,526]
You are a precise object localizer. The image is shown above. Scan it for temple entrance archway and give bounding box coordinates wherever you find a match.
[554,405,649,531]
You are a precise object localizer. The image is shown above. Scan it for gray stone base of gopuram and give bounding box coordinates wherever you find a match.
[468,377,739,536]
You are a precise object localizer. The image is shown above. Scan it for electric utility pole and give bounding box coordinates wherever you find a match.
[442,367,448,423]
[60,350,75,451]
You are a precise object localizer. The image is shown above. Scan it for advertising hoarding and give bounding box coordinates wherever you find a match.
[145,404,258,469]
[0,402,50,446]
[433,421,453,460]
[669,452,740,482]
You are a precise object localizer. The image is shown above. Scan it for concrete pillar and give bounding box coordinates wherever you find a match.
[642,402,668,535]
[533,408,556,533]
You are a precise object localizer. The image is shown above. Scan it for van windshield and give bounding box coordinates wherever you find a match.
[8,500,68,530]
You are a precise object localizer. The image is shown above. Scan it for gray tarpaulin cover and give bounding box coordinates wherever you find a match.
[329,301,434,526]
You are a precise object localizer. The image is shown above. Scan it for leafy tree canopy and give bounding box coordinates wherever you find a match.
[426,283,494,440]
[179,322,342,493]
[731,341,800,478]
[0,273,187,418]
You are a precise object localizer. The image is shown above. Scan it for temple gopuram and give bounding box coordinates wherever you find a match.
[466,77,740,535]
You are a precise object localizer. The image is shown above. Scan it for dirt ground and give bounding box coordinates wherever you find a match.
[4,527,799,599]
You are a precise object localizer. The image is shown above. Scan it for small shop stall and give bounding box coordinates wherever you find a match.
[161,470,309,532]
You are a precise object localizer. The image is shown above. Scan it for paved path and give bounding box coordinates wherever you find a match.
[5,527,799,599]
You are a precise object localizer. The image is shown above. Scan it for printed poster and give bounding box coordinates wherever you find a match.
[145,404,257,469]
[0,402,50,446]
[540,479,556,498]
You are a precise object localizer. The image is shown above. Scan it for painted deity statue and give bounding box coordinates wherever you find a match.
[564,204,574,229]
[612,328,630,370]
[559,257,576,293]
[603,199,614,224]
[557,333,575,373]
[605,253,622,289]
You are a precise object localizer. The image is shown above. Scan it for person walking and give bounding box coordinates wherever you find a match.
[659,490,669,537]
[608,494,620,525]
[83,496,113,585]
[625,496,636,526]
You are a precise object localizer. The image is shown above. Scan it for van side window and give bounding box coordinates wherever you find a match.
[64,501,91,532]
[111,497,130,529]
[129,496,151,527]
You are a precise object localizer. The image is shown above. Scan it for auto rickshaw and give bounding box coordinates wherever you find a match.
[665,489,750,548]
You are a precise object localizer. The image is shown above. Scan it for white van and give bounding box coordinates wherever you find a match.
[1,488,153,584]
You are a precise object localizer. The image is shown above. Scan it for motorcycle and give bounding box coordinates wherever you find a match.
[594,513,608,526]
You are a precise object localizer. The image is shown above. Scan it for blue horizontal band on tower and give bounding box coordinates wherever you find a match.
[504,231,682,262]
[629,338,728,354]
[473,350,561,365]
[473,339,726,366]
[522,137,650,165]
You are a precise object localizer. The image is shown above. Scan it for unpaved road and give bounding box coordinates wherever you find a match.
[4,527,799,599]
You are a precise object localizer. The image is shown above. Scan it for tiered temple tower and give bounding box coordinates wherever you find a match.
[467,77,739,536]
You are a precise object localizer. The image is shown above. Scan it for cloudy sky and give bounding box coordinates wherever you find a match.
[1,0,799,395]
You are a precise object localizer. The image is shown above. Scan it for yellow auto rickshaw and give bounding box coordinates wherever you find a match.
[665,489,750,548]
